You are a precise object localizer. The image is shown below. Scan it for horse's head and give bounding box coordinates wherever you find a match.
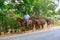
[17,18,23,22]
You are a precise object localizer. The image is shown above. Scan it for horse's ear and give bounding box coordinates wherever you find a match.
[17,18,20,21]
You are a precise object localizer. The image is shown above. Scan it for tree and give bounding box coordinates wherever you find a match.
[0,0,56,34]
[56,9,60,15]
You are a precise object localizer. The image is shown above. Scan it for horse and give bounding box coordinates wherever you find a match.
[17,18,34,32]
[46,18,54,28]
[34,19,46,29]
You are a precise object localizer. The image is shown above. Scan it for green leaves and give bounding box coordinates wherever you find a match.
[0,0,56,34]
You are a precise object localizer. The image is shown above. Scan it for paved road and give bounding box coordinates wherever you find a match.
[0,29,60,40]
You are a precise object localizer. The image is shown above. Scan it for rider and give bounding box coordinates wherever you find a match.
[24,13,30,26]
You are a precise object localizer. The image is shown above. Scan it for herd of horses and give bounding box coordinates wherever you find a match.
[17,18,54,31]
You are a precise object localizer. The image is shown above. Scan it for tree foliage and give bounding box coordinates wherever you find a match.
[0,0,56,34]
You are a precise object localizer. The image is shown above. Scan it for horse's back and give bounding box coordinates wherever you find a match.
[34,19,45,25]
[46,19,54,25]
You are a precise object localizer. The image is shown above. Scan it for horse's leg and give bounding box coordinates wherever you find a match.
[47,24,50,28]
[39,25,42,29]
[38,25,40,30]
[41,24,44,29]
[30,24,33,30]
[51,21,54,27]
[33,24,36,31]
[47,22,50,28]
[47,24,49,28]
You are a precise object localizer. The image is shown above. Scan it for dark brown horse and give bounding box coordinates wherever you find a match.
[34,19,46,29]
[46,19,54,27]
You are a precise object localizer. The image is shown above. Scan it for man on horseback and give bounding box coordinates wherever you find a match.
[24,13,30,26]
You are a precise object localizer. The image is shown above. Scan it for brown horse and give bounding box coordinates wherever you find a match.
[17,18,34,31]
[46,19,54,27]
[34,19,45,29]
[17,18,33,26]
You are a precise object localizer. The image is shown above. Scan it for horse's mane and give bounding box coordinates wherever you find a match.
[17,18,24,21]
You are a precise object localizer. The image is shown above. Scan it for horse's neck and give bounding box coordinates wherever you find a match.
[21,20,24,21]
[20,18,24,21]
[20,19,25,23]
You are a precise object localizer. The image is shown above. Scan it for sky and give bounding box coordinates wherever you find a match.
[53,0,60,12]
